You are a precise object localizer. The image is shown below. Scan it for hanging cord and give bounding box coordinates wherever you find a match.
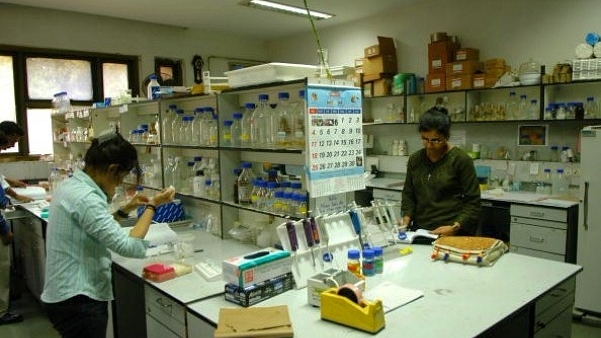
[303,0,332,79]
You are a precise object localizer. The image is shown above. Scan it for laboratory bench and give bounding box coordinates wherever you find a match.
[110,225,582,338]
[362,178,580,263]
[11,197,582,338]
[187,243,582,338]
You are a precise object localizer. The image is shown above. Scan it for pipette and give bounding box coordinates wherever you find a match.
[349,208,365,250]
[286,220,300,275]
[302,218,316,266]
[310,216,324,268]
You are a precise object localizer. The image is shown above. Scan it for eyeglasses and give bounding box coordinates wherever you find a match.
[421,137,444,144]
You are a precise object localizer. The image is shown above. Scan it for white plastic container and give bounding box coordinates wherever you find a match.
[225,63,317,88]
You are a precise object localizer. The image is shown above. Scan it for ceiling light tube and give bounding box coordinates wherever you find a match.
[247,0,333,20]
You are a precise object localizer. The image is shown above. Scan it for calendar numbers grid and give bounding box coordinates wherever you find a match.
[305,86,365,198]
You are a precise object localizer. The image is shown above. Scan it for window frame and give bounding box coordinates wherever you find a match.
[0,44,140,158]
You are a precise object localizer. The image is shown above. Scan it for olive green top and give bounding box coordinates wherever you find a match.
[401,147,481,235]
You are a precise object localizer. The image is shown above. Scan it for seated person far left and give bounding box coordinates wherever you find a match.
[0,120,34,203]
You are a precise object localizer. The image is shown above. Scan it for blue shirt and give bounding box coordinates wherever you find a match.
[0,184,11,236]
[41,169,149,303]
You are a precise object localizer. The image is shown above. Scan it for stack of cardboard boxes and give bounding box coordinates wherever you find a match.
[360,36,398,97]
[426,33,458,93]
[478,58,509,88]
[446,49,482,91]
[426,33,485,92]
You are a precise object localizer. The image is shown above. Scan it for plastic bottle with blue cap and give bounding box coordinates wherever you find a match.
[147,74,161,100]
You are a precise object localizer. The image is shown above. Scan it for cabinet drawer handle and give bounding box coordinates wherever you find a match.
[156,297,172,309]
[529,211,545,217]
[529,236,545,243]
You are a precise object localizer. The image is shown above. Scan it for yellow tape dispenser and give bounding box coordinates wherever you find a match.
[320,284,385,333]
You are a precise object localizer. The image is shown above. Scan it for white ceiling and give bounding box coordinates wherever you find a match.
[1,0,418,39]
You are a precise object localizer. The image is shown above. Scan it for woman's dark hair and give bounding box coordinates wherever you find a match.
[418,106,451,139]
[0,130,8,147]
[84,132,140,183]
[0,121,25,137]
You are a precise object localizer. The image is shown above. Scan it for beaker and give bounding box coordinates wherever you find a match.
[316,48,330,78]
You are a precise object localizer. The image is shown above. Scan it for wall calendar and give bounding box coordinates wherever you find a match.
[305,85,365,198]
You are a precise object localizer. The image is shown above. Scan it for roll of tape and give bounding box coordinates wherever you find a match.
[337,283,363,304]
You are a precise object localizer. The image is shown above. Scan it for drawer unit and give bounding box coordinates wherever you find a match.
[145,285,186,338]
[534,277,575,338]
[509,203,577,263]
[372,188,402,201]
[510,222,566,255]
[535,277,575,318]
[509,246,564,262]
[510,204,567,223]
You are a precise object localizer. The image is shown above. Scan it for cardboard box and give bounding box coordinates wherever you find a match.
[425,73,446,93]
[362,55,398,75]
[485,76,500,88]
[446,75,473,91]
[456,48,480,61]
[222,247,292,288]
[473,74,486,89]
[225,272,294,307]
[364,36,396,58]
[485,66,510,78]
[214,305,293,338]
[363,77,392,97]
[445,61,483,76]
[428,40,456,74]
[484,58,507,70]
[363,36,398,75]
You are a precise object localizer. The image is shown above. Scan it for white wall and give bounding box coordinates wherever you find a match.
[267,0,601,74]
[0,3,270,86]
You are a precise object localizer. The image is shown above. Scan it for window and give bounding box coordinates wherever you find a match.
[0,56,16,122]
[0,46,139,157]
[26,108,53,155]
[155,58,183,86]
[26,58,93,100]
[103,63,130,99]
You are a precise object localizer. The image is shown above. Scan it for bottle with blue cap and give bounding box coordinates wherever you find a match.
[147,74,161,100]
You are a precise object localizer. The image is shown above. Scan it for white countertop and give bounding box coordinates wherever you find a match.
[113,229,257,304]
[365,178,404,190]
[189,244,581,338]
[481,190,579,207]
[365,179,579,208]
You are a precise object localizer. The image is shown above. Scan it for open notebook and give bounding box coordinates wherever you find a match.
[363,281,424,313]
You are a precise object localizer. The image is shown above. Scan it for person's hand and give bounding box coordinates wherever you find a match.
[430,224,457,237]
[122,193,151,213]
[397,217,411,232]
[9,180,27,188]
[149,187,176,207]
[15,194,34,203]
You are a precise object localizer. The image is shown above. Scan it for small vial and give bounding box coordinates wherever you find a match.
[347,249,361,276]
[373,246,384,274]
[362,249,375,277]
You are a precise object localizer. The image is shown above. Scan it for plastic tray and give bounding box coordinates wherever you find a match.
[225,62,317,88]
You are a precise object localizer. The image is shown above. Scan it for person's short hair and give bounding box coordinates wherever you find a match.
[84,131,140,184]
[0,121,25,137]
[0,130,8,148]
[418,106,451,139]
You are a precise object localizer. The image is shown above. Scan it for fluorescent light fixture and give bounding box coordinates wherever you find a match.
[241,0,334,20]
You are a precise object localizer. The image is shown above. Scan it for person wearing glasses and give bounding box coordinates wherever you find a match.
[0,121,34,203]
[41,131,176,338]
[400,106,480,238]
